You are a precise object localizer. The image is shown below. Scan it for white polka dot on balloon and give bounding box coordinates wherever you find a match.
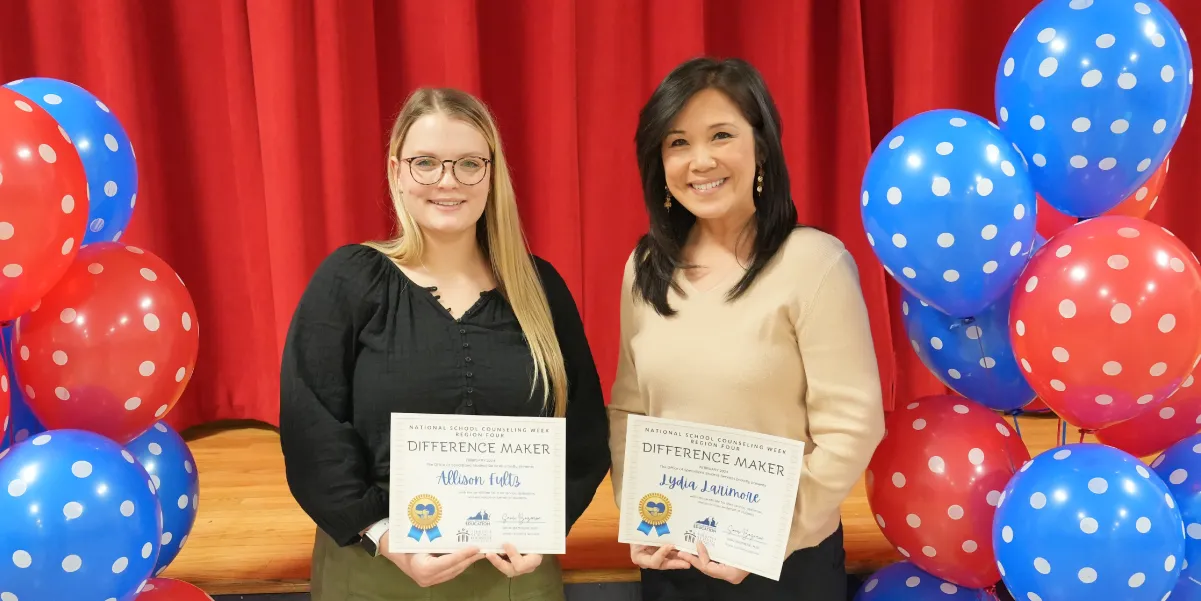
[71,461,92,478]
[977,178,994,196]
[63,501,83,520]
[62,555,81,572]
[887,187,902,204]
[1034,557,1051,573]
[1111,304,1132,324]
[1159,315,1176,333]
[928,456,946,474]
[1059,300,1076,318]
[932,177,950,196]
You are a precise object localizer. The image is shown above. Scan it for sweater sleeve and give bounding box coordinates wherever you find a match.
[279,245,390,547]
[533,257,611,534]
[794,249,886,535]
[606,253,643,506]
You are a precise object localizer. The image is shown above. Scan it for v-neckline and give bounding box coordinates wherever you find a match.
[677,265,747,297]
[387,259,497,323]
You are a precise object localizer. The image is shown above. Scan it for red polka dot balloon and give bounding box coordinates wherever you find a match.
[0,86,89,321]
[866,395,1030,589]
[134,577,214,600]
[1096,368,1201,459]
[14,242,198,444]
[1010,216,1201,432]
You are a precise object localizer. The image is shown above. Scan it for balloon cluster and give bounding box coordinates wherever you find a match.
[855,2,1198,600]
[0,78,203,601]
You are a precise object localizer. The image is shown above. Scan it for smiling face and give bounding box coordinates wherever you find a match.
[392,112,492,239]
[661,87,759,223]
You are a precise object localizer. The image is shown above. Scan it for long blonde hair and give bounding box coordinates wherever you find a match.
[363,88,569,418]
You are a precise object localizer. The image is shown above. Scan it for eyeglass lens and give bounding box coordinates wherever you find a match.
[409,157,488,185]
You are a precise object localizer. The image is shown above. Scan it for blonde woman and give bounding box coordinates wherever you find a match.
[279,88,611,600]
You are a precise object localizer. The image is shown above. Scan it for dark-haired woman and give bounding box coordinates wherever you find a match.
[607,57,886,600]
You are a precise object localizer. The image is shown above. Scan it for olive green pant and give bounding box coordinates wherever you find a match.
[309,528,566,601]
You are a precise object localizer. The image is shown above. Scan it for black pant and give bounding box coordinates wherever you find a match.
[639,524,847,601]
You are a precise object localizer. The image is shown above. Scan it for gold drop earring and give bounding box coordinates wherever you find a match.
[664,185,672,209]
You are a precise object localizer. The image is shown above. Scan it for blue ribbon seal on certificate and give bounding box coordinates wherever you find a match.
[637,492,672,536]
[406,494,444,542]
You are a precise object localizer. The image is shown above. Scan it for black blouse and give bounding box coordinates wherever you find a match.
[278,244,611,547]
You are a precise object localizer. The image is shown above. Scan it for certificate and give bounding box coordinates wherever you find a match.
[617,415,806,581]
[388,413,566,555]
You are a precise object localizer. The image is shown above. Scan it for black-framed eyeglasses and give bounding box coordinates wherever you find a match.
[401,156,491,186]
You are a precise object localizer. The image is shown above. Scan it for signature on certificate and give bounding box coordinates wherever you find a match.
[500,513,545,525]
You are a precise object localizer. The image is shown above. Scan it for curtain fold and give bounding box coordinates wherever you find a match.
[1,0,1198,432]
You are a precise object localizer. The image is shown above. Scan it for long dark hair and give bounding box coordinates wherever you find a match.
[631,56,802,316]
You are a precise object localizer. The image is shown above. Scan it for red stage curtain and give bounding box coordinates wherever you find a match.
[1,0,1198,431]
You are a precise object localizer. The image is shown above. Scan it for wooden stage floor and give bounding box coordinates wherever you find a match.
[160,414,1088,596]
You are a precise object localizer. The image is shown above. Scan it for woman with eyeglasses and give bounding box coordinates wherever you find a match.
[279,87,611,600]
[607,57,886,600]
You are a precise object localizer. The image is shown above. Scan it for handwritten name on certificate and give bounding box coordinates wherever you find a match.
[388,413,566,555]
[617,415,806,581]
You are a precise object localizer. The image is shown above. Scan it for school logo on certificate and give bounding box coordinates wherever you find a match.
[637,492,672,536]
[406,493,444,542]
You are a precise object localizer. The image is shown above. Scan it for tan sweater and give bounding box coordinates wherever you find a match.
[607,227,886,556]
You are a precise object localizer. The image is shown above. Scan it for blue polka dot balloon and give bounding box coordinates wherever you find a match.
[1150,432,1201,601]
[861,108,1038,319]
[126,421,199,576]
[900,284,1037,413]
[993,442,1185,601]
[995,0,1193,218]
[854,560,982,600]
[3,77,139,244]
[0,430,162,601]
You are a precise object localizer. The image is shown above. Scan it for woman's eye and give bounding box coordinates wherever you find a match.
[713,132,732,140]
[668,139,687,147]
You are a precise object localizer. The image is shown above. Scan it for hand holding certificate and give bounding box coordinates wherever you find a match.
[617,415,806,581]
[388,413,567,556]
